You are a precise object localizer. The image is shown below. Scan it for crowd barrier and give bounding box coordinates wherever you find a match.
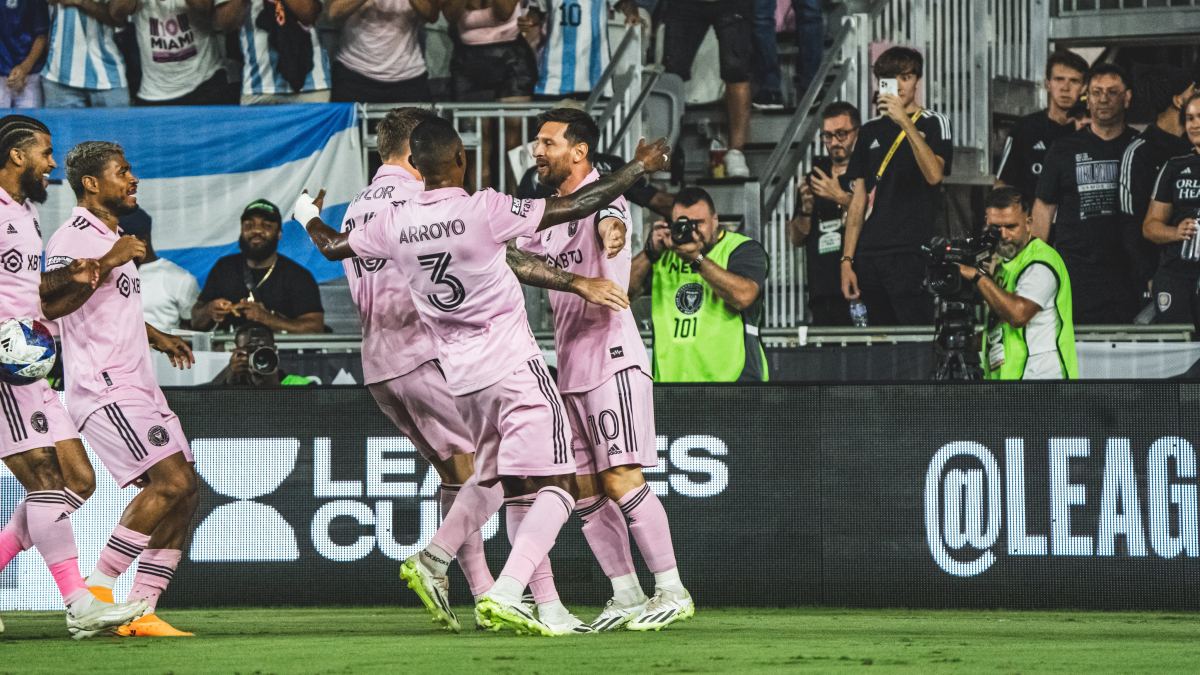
[3,384,1200,611]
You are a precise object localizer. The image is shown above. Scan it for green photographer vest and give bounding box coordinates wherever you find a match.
[983,238,1078,380]
[650,232,768,382]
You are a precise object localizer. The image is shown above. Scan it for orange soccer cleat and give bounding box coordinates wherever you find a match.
[115,613,194,637]
[88,586,115,603]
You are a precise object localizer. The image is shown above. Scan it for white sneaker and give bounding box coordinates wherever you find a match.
[588,596,649,632]
[66,598,148,640]
[626,588,694,631]
[538,607,595,636]
[723,149,750,178]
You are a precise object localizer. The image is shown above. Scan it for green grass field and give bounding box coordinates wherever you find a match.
[1,606,1198,673]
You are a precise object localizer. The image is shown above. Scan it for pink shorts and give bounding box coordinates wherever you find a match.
[0,381,78,459]
[564,367,657,475]
[367,360,475,464]
[455,356,575,485]
[81,400,193,488]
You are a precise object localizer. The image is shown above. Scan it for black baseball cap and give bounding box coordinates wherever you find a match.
[241,199,282,223]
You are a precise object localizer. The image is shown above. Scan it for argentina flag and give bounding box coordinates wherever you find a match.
[30,104,364,287]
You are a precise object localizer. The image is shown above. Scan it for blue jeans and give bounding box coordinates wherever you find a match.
[751,0,782,95]
[42,78,130,108]
[793,0,825,95]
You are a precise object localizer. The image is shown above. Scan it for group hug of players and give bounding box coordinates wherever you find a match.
[0,107,690,639]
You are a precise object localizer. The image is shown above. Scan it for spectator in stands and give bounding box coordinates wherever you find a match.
[119,207,200,331]
[749,0,781,110]
[1120,65,1195,308]
[663,0,753,177]
[1,0,49,108]
[1141,93,1200,326]
[192,199,325,333]
[111,0,240,105]
[524,0,640,100]
[209,322,314,386]
[788,101,858,325]
[327,0,437,103]
[1033,63,1139,324]
[995,49,1088,199]
[968,187,1077,380]
[218,0,332,104]
[41,0,129,107]
[628,187,769,382]
[789,0,822,99]
[840,46,951,326]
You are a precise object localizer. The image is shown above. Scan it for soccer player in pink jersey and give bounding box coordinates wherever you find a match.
[520,108,692,631]
[44,141,201,638]
[296,117,670,636]
[0,116,149,639]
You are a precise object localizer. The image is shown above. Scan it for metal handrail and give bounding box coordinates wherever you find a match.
[604,67,663,156]
[584,25,640,114]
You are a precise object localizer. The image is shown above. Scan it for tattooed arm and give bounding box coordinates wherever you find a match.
[506,242,629,310]
[40,259,102,320]
[538,138,671,231]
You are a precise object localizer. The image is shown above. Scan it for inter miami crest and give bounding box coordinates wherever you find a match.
[675,282,704,315]
[148,425,170,447]
[567,220,580,238]
[30,412,48,434]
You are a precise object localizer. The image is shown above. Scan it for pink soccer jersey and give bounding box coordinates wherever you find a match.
[45,208,164,428]
[347,188,546,395]
[0,187,46,322]
[340,164,437,384]
[521,170,649,393]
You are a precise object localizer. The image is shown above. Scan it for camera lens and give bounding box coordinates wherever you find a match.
[249,347,279,375]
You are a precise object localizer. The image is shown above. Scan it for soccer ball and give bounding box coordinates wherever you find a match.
[0,318,56,386]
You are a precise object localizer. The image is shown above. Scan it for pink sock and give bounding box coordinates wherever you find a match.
[439,484,494,597]
[498,487,575,589]
[618,484,677,573]
[22,490,87,604]
[48,559,89,606]
[429,476,503,559]
[505,495,558,603]
[96,524,151,579]
[128,549,181,612]
[1,487,87,572]
[576,495,637,579]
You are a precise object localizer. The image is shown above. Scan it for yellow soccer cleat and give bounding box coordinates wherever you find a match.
[88,586,115,603]
[115,613,194,637]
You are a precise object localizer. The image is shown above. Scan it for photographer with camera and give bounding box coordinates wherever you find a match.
[629,187,769,382]
[209,323,313,387]
[966,188,1078,380]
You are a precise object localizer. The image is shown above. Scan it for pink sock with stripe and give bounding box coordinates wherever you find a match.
[95,524,151,580]
[496,486,575,591]
[0,488,84,572]
[439,484,495,598]
[23,490,88,604]
[129,549,182,612]
[618,484,678,574]
[576,495,637,579]
[504,495,558,603]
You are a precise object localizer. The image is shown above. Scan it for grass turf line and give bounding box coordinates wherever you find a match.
[1,607,1199,673]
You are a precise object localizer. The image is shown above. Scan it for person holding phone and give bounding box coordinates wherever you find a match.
[839,46,953,326]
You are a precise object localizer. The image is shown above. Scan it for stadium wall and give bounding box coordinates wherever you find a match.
[4,384,1200,610]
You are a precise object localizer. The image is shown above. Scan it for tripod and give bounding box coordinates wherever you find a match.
[931,297,983,381]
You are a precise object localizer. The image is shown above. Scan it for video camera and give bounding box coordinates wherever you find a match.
[921,229,1001,298]
[921,229,1000,380]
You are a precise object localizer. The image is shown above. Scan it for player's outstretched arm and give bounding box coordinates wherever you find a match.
[506,243,629,311]
[294,189,355,261]
[146,323,195,370]
[539,138,671,232]
[40,259,101,320]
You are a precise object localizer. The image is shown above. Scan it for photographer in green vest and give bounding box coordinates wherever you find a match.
[629,187,769,382]
[959,187,1078,380]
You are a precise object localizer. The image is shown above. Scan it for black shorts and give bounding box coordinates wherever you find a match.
[331,61,432,104]
[663,0,753,84]
[1151,267,1200,325]
[451,40,538,101]
[852,251,934,326]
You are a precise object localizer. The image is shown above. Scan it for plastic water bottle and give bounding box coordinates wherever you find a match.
[849,300,868,328]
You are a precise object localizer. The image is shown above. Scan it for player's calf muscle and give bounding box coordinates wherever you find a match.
[3,447,67,491]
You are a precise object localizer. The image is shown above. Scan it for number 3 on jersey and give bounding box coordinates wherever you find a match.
[418,252,466,311]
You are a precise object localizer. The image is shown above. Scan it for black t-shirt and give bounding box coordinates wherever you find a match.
[845,110,954,255]
[198,253,324,330]
[516,152,658,208]
[1119,124,1191,283]
[804,156,852,298]
[1035,126,1139,265]
[1151,150,1200,272]
[996,110,1076,198]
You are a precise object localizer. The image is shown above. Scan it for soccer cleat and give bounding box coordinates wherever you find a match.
[588,596,649,632]
[626,588,694,632]
[400,555,460,632]
[0,613,5,634]
[89,586,115,603]
[538,608,595,637]
[66,598,148,640]
[475,595,555,637]
[114,613,194,637]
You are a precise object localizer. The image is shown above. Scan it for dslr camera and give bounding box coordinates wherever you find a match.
[670,216,700,245]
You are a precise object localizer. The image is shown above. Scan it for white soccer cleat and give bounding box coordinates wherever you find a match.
[67,598,149,640]
[400,555,460,632]
[588,596,649,632]
[538,608,595,637]
[475,594,555,637]
[626,588,694,632]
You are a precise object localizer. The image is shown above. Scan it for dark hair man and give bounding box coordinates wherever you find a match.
[119,207,200,331]
[960,188,1077,380]
[0,116,147,639]
[841,46,953,325]
[208,322,310,386]
[788,101,860,325]
[996,50,1089,198]
[46,141,200,637]
[191,198,325,333]
[629,186,769,382]
[1121,66,1196,309]
[297,118,672,636]
[1033,63,1140,324]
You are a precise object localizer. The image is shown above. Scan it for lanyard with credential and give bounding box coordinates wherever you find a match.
[875,110,924,180]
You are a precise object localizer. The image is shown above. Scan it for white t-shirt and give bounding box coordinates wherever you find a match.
[132,0,228,101]
[335,0,427,83]
[139,258,200,331]
[1014,263,1063,380]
